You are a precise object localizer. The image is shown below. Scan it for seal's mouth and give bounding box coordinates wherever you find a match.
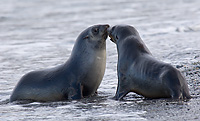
[102,24,110,40]
[109,34,115,43]
[107,26,116,43]
[103,32,108,40]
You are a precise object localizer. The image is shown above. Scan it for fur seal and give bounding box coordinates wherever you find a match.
[10,24,109,102]
[108,25,191,100]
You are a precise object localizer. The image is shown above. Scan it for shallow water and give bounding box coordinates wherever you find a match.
[0,0,200,120]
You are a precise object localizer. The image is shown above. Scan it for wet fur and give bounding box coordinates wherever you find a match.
[109,25,191,100]
[10,24,109,102]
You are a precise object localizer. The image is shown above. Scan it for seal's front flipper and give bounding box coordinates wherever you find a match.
[113,91,129,100]
[67,83,83,100]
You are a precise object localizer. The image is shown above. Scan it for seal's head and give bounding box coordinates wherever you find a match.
[108,24,151,54]
[108,25,139,44]
[76,24,110,49]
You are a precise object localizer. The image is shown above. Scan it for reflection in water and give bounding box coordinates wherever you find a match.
[0,0,200,120]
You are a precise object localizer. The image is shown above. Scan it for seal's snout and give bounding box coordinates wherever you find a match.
[100,24,110,40]
[102,24,110,32]
[105,24,110,29]
[99,24,110,34]
[107,26,112,35]
[108,26,116,43]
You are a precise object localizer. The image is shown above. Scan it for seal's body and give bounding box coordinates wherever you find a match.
[10,24,109,102]
[108,25,191,100]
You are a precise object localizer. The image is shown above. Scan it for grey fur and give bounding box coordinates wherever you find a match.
[108,25,191,100]
[10,24,109,102]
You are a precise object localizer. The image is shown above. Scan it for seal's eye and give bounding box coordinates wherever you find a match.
[92,28,99,34]
[116,35,118,40]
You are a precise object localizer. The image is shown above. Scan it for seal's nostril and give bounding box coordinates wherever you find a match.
[104,24,110,29]
[106,25,110,28]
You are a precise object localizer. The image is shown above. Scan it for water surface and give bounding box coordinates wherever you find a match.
[0,0,200,120]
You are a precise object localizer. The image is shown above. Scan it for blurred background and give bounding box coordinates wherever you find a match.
[0,0,199,120]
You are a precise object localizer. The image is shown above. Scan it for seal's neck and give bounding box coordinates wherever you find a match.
[117,37,151,72]
[117,40,143,60]
[64,41,106,77]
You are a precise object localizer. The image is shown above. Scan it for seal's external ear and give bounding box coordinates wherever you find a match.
[83,35,89,39]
